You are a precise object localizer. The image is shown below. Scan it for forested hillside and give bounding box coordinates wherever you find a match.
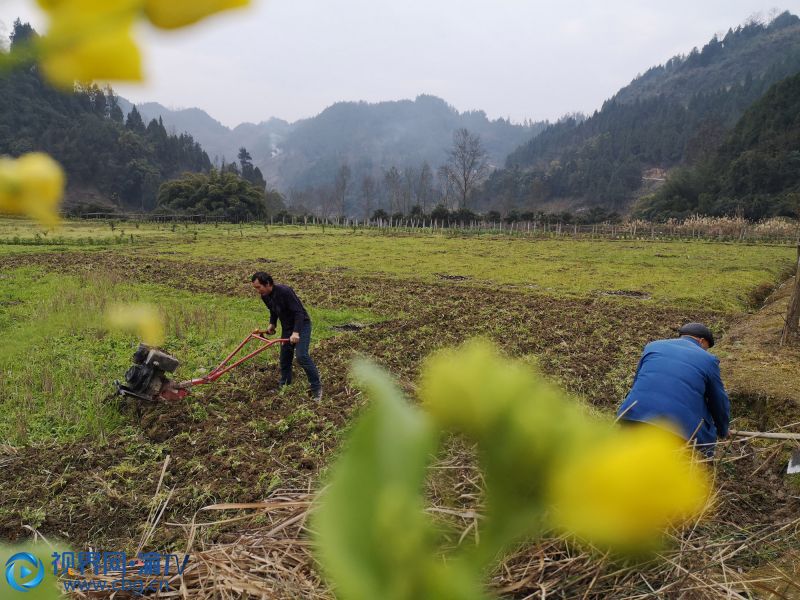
[0,21,211,213]
[130,100,293,171]
[635,72,800,219]
[480,12,800,215]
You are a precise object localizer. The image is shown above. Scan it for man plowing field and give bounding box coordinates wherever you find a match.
[251,272,323,401]
[116,272,322,403]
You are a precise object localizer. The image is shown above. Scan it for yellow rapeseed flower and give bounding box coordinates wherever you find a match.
[36,0,65,9]
[34,0,251,88]
[548,424,711,550]
[0,153,65,226]
[419,340,534,438]
[105,303,165,346]
[37,0,143,88]
[144,0,250,29]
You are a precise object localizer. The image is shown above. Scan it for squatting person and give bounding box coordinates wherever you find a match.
[616,322,730,456]
[251,272,322,401]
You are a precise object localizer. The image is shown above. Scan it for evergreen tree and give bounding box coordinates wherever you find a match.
[125,105,146,133]
[0,23,212,214]
[9,18,35,50]
[237,147,252,166]
[107,88,124,123]
[236,146,267,189]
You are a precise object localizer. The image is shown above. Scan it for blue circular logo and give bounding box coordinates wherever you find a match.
[5,552,44,592]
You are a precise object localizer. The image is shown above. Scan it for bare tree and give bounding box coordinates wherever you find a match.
[443,128,489,210]
[402,166,417,214]
[288,188,312,215]
[415,162,434,213]
[384,166,403,215]
[315,185,336,223]
[334,163,351,218]
[437,164,456,210]
[360,174,376,221]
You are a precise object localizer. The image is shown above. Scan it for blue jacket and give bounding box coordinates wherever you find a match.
[617,337,730,453]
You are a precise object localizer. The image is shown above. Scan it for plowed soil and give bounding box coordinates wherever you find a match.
[1,250,796,563]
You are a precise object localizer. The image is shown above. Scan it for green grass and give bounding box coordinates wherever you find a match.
[0,218,793,445]
[0,265,378,445]
[2,219,793,312]
[171,228,792,313]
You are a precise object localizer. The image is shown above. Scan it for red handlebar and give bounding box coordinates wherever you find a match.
[184,331,288,387]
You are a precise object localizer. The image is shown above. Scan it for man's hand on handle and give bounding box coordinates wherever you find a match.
[289,332,300,345]
[265,323,276,335]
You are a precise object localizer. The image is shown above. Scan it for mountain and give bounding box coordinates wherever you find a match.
[128,100,292,169]
[481,11,800,215]
[634,71,800,219]
[0,62,211,213]
[127,95,544,214]
[264,95,541,188]
[615,11,800,105]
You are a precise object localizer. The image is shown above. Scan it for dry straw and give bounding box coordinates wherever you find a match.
[65,436,800,599]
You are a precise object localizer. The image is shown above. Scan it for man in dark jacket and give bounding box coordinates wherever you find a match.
[616,322,729,456]
[251,272,322,400]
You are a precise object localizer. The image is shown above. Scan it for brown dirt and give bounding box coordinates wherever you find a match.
[1,250,798,595]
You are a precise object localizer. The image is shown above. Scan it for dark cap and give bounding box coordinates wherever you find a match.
[678,322,715,347]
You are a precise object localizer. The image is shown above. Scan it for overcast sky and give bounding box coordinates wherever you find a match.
[3,1,798,128]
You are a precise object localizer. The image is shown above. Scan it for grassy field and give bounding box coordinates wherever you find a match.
[0,218,795,311]
[0,218,798,596]
[0,264,377,445]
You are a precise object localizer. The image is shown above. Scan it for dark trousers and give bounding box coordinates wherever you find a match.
[279,322,321,393]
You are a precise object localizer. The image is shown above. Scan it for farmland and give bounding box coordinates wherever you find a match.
[1,218,799,597]
[0,219,793,310]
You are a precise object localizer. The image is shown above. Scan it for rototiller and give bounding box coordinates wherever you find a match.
[115,330,288,402]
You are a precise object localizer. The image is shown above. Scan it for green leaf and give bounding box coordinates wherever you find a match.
[313,359,486,600]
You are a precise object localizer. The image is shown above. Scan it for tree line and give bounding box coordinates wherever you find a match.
[1,19,287,221]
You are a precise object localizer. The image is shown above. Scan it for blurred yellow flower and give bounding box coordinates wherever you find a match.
[144,0,250,29]
[105,303,165,346]
[36,0,65,9]
[548,424,711,549]
[419,340,533,438]
[420,340,593,469]
[37,0,142,88]
[0,153,65,226]
[33,0,252,87]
